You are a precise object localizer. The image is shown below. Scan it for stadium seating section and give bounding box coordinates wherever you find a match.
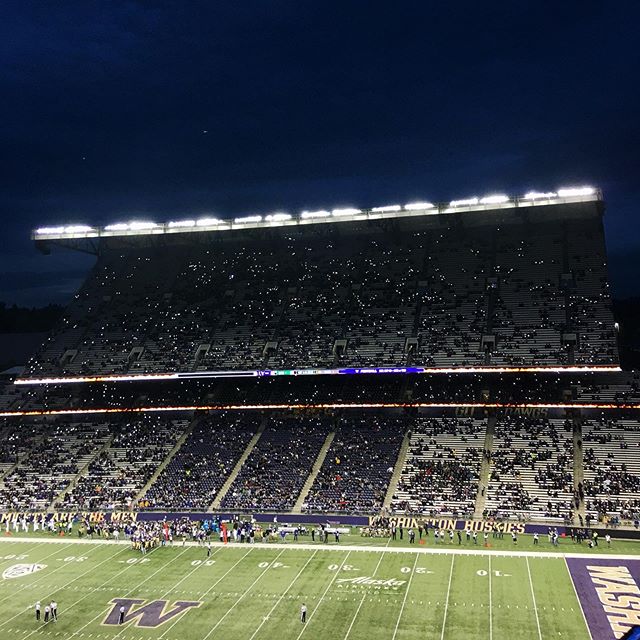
[24,212,617,377]
[1,199,637,528]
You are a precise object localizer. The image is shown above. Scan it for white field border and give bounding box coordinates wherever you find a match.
[2,536,639,561]
[563,556,594,640]
[526,556,543,640]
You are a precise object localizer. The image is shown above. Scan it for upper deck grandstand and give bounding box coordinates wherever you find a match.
[21,187,618,383]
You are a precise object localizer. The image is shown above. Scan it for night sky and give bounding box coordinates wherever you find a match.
[1,1,639,306]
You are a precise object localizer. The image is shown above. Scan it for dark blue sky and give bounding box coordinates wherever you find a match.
[1,1,639,306]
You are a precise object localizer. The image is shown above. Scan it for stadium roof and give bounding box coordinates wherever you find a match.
[32,186,600,241]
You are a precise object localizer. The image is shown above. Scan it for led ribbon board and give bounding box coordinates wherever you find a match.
[14,364,622,385]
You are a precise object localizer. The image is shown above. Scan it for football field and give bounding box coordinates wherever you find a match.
[0,535,637,639]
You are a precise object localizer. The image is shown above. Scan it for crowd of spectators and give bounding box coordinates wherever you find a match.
[303,414,406,513]
[221,413,331,511]
[0,420,110,510]
[57,416,187,510]
[23,211,617,379]
[392,416,485,517]
[582,414,640,522]
[485,416,574,521]
[142,412,257,510]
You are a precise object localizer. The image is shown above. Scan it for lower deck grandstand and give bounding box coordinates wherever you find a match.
[0,404,638,528]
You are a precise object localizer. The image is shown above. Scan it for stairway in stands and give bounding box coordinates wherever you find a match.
[292,431,336,513]
[383,430,411,511]
[473,413,496,517]
[210,418,267,509]
[572,412,585,524]
[136,418,197,503]
[51,434,114,511]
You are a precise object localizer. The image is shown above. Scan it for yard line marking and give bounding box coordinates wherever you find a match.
[200,549,287,640]
[344,538,391,640]
[0,543,116,628]
[440,555,455,640]
[526,557,542,640]
[111,546,226,640]
[563,557,593,640]
[488,554,493,640]
[0,539,48,564]
[53,545,188,640]
[296,551,352,640]
[0,542,79,600]
[194,549,255,601]
[248,550,318,640]
[154,545,234,640]
[391,553,419,640]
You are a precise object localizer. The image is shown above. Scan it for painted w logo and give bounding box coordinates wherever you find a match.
[103,598,202,628]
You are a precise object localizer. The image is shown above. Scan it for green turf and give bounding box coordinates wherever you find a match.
[0,534,629,639]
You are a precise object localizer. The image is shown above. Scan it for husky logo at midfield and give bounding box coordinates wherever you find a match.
[2,564,47,580]
[102,598,202,628]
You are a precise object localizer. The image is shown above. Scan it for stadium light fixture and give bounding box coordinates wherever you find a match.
[557,186,596,197]
[35,226,66,235]
[331,208,362,216]
[128,221,158,230]
[371,205,402,212]
[196,217,223,226]
[450,197,479,207]
[301,210,331,219]
[168,220,197,228]
[32,186,603,240]
[522,191,558,200]
[479,194,509,204]
[404,202,434,210]
[63,225,95,233]
[234,215,262,224]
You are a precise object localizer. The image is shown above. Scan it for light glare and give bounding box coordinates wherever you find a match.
[196,217,222,226]
[371,205,401,212]
[168,220,197,228]
[234,215,262,224]
[128,221,158,230]
[450,197,479,207]
[404,202,434,210]
[331,208,361,216]
[36,226,66,235]
[301,210,331,218]
[522,191,557,200]
[64,225,94,233]
[557,186,596,197]
[479,194,509,204]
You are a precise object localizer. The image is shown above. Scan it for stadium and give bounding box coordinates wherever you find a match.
[1,186,639,640]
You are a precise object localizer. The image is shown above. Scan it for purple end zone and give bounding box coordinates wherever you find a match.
[566,557,640,640]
